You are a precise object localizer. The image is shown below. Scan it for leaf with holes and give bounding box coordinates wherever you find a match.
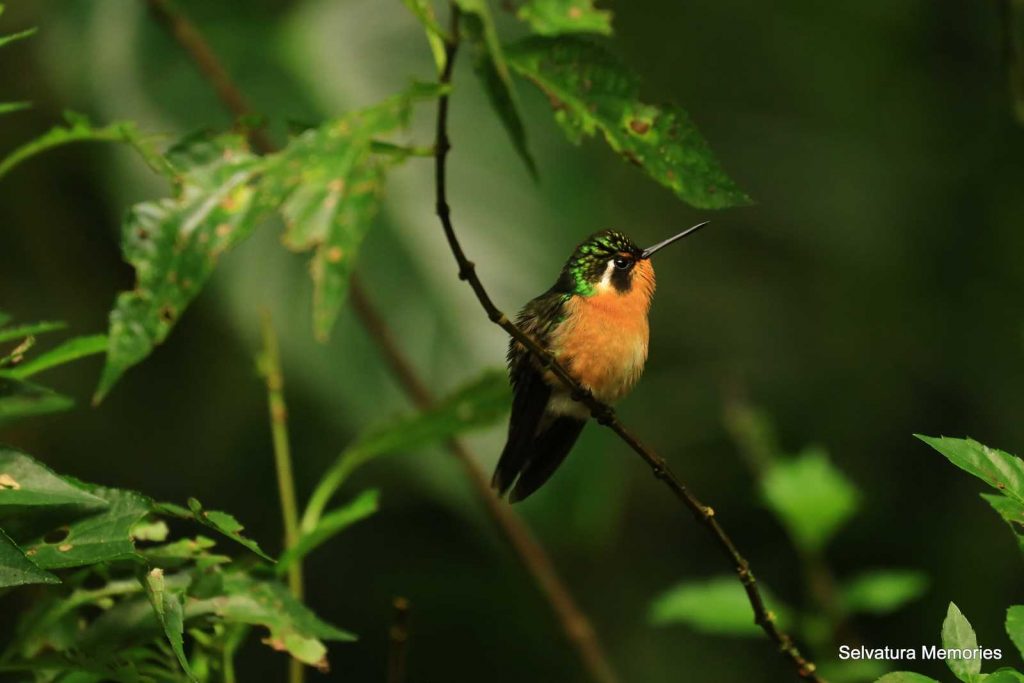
[517,0,612,36]
[455,0,536,176]
[264,88,437,341]
[507,36,750,208]
[0,529,58,588]
[95,134,267,401]
[0,447,108,510]
[18,487,152,569]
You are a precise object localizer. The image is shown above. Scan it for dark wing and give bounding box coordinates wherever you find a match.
[491,347,552,496]
[508,416,586,502]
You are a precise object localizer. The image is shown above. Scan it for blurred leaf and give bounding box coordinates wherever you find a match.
[0,529,58,588]
[265,88,438,341]
[278,490,378,573]
[195,573,356,670]
[517,0,612,36]
[0,320,66,343]
[1009,0,1024,123]
[0,112,172,182]
[942,602,981,682]
[20,487,152,569]
[0,101,29,116]
[95,134,266,401]
[0,447,108,509]
[841,570,928,615]
[648,575,792,636]
[817,659,889,683]
[1,335,107,380]
[302,370,509,529]
[154,498,272,561]
[981,494,1024,554]
[0,26,35,49]
[985,670,1024,683]
[761,447,858,552]
[506,36,750,208]
[0,378,73,425]
[143,568,193,680]
[875,674,941,683]
[918,436,1024,504]
[455,0,536,176]
[1007,606,1024,660]
[401,0,447,72]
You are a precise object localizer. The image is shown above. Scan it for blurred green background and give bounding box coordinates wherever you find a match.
[2,1,1023,681]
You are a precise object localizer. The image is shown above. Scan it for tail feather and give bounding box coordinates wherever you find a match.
[507,417,586,503]
[492,364,551,496]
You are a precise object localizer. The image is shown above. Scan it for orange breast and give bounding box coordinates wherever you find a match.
[550,262,654,403]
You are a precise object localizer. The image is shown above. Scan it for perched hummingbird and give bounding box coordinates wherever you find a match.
[492,222,710,502]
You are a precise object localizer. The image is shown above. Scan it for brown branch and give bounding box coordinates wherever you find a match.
[386,597,411,683]
[142,3,619,682]
[433,5,823,681]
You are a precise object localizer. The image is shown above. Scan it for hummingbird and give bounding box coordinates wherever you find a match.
[492,222,711,502]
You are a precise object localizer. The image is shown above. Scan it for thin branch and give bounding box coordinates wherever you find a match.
[432,5,823,681]
[257,310,304,683]
[142,4,619,682]
[386,597,411,683]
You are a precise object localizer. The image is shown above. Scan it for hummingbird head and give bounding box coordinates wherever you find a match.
[556,222,710,297]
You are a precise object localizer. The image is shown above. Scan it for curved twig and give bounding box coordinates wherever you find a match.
[433,5,823,681]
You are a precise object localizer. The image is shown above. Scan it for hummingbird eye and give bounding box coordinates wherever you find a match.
[612,256,632,270]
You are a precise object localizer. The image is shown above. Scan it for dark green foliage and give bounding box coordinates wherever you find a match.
[648,576,791,636]
[506,36,750,208]
[516,0,612,36]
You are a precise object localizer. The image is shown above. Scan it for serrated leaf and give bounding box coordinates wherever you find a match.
[143,568,193,680]
[0,528,59,587]
[303,370,509,529]
[648,575,791,636]
[841,570,928,615]
[155,498,272,561]
[981,494,1024,555]
[1007,606,1024,661]
[918,436,1024,505]
[19,487,152,569]
[517,0,612,36]
[875,674,941,683]
[0,447,108,510]
[506,36,750,208]
[761,447,859,552]
[278,490,378,573]
[942,602,981,681]
[401,0,447,72]
[1,334,107,380]
[265,89,432,341]
[96,134,267,401]
[455,0,536,176]
[0,377,73,424]
[195,573,356,670]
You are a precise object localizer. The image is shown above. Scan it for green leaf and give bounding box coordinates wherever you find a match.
[264,89,431,341]
[942,602,981,682]
[516,0,612,36]
[139,535,229,569]
[0,113,172,182]
[0,101,29,116]
[0,377,73,424]
[155,498,272,561]
[95,134,266,401]
[20,487,152,569]
[196,573,356,670]
[875,674,941,683]
[506,36,750,208]
[143,568,194,680]
[1007,606,1024,661]
[455,0,536,177]
[302,370,509,529]
[0,447,108,509]
[0,26,35,49]
[918,436,1024,505]
[761,447,859,552]
[1,334,107,380]
[841,570,928,615]
[0,320,66,343]
[985,670,1024,683]
[981,494,1024,554]
[401,0,447,72]
[0,529,59,588]
[278,490,378,573]
[648,575,791,636]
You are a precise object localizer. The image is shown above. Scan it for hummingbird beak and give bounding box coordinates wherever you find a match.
[640,221,711,259]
